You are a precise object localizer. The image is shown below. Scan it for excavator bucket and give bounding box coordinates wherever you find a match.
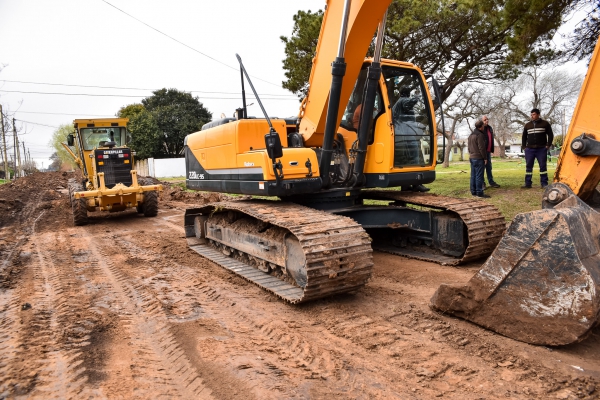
[431,193,600,346]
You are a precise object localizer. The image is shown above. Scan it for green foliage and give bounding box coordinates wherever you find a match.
[280,9,324,97]
[281,0,577,102]
[49,124,77,169]
[118,103,162,159]
[118,89,212,159]
[553,135,564,148]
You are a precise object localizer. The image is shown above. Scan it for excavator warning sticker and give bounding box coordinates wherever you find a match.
[259,182,265,190]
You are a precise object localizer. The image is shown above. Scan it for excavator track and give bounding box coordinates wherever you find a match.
[361,191,506,265]
[184,200,373,304]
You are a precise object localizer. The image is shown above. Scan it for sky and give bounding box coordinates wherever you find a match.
[0,1,592,169]
[0,0,325,168]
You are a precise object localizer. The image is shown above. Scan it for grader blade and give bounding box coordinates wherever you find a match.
[431,194,600,346]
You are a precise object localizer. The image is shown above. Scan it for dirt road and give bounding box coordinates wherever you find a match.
[1,172,600,399]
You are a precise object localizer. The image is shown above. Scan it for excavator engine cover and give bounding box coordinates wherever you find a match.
[431,191,600,346]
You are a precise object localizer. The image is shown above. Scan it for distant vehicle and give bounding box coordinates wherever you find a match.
[504,151,524,158]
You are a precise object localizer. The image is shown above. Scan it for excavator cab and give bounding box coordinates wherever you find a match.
[339,63,435,170]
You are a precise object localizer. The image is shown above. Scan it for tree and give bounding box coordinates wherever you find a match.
[49,124,77,169]
[48,152,62,171]
[564,0,600,61]
[471,66,583,157]
[119,89,212,158]
[511,67,584,127]
[281,0,578,102]
[118,104,162,160]
[280,9,324,97]
[438,84,485,167]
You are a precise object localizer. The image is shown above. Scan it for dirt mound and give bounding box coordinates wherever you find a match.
[158,181,230,206]
[0,171,75,230]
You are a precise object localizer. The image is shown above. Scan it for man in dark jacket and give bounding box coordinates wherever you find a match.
[522,108,554,188]
[482,116,500,188]
[468,119,490,198]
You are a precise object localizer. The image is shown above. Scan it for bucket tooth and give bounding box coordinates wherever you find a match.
[431,195,600,346]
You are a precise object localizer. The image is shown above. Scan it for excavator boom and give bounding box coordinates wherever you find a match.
[299,0,391,147]
[432,37,600,345]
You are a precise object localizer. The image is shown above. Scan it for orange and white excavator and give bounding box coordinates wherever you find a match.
[432,37,600,346]
[181,0,505,304]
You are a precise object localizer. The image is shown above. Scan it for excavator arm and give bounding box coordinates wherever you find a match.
[431,37,600,346]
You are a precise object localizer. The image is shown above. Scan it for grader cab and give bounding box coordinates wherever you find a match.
[62,118,162,225]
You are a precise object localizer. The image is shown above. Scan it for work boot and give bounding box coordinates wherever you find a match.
[490,183,501,188]
[412,184,430,192]
[477,193,491,198]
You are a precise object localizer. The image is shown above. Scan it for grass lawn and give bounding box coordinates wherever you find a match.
[430,157,555,221]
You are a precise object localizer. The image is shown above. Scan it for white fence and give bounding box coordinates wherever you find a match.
[135,157,185,178]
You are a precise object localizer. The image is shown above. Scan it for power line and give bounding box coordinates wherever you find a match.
[100,0,280,87]
[0,79,295,97]
[0,89,300,100]
[14,110,115,117]
[16,120,60,128]
[1,90,145,98]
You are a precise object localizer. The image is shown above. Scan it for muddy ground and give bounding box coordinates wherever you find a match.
[1,172,600,399]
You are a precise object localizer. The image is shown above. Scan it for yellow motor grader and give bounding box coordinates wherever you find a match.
[62,118,162,225]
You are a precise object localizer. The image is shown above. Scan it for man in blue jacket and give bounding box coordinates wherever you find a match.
[521,108,554,188]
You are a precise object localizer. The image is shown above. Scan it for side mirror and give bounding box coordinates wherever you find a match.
[265,130,283,159]
[67,134,74,146]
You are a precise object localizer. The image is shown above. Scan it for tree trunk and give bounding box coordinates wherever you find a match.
[443,134,454,168]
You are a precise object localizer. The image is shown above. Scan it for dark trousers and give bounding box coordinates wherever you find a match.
[484,152,496,185]
[470,158,485,196]
[524,147,548,187]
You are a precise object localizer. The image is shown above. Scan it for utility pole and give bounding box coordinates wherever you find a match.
[22,141,27,176]
[14,118,21,178]
[0,105,8,180]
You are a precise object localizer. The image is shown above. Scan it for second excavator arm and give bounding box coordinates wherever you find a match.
[431,37,600,346]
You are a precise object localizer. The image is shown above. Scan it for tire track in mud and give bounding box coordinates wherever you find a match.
[111,229,411,399]
[0,292,25,396]
[0,227,97,398]
[79,232,214,399]
[150,214,577,398]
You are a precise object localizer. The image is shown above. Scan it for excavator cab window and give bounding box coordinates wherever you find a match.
[383,67,434,168]
[340,66,384,136]
[80,127,128,150]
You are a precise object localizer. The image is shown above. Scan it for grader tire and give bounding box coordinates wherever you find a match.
[72,197,89,226]
[143,191,159,217]
[68,179,89,226]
